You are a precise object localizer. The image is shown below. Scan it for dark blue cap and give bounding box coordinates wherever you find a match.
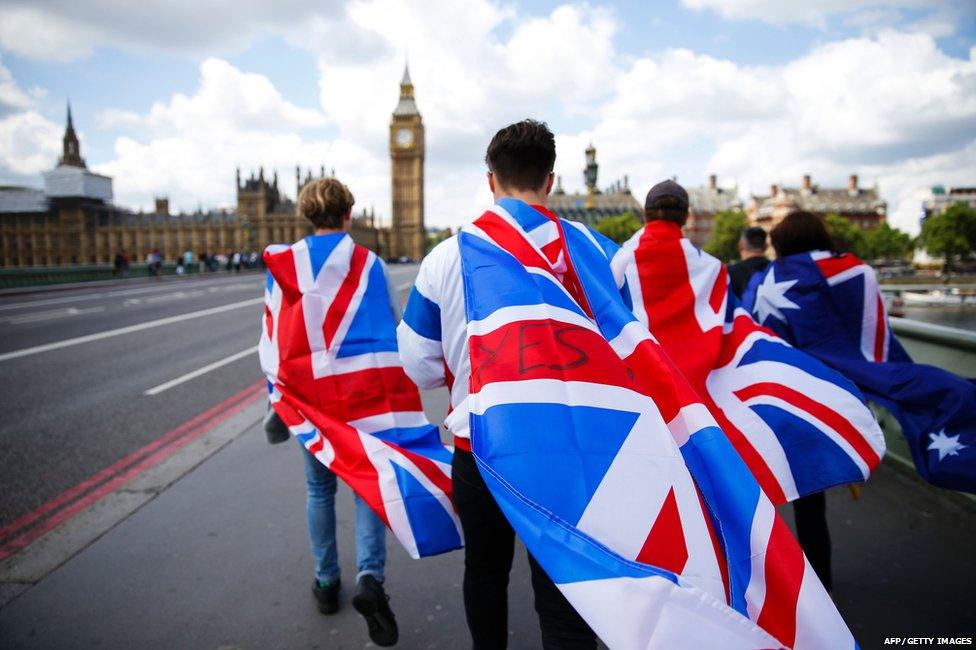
[644,180,689,212]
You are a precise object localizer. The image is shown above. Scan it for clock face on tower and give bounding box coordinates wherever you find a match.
[395,128,414,148]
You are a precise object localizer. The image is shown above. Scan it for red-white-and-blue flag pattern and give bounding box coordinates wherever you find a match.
[259,233,462,558]
[613,223,885,504]
[459,198,853,649]
[744,250,976,494]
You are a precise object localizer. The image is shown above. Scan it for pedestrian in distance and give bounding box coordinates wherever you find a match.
[147,248,162,279]
[727,226,770,299]
[398,119,597,649]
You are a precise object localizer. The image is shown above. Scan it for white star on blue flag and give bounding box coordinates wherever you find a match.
[754,268,801,323]
[927,429,966,462]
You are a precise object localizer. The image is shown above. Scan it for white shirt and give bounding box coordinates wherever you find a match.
[397,235,473,439]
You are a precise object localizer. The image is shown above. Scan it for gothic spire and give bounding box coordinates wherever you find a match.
[59,99,86,168]
[393,63,419,116]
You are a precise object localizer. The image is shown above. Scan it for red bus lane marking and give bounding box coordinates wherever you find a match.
[0,381,265,561]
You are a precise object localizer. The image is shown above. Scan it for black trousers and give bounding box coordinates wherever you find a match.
[792,491,832,591]
[452,448,596,650]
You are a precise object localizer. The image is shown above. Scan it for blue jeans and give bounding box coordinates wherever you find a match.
[299,441,386,585]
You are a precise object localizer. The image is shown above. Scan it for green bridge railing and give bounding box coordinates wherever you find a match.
[0,263,247,289]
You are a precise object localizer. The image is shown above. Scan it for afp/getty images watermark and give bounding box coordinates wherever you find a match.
[883,638,972,646]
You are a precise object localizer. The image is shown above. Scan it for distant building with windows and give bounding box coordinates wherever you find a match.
[548,144,641,227]
[748,173,886,232]
[0,105,385,267]
[921,185,976,222]
[684,174,742,247]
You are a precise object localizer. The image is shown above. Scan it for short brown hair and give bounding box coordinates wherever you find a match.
[485,119,556,192]
[298,178,354,229]
[770,210,835,258]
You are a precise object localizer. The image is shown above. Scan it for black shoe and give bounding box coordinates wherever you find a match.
[351,575,398,646]
[312,578,340,615]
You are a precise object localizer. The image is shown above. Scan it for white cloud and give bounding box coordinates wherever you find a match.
[0,110,62,175]
[0,56,63,176]
[679,0,972,36]
[76,0,597,220]
[0,55,34,114]
[1,2,972,238]
[783,32,976,160]
[502,29,976,236]
[140,58,326,134]
[0,6,104,62]
[688,32,976,233]
[91,58,334,211]
[0,0,342,62]
[306,0,623,227]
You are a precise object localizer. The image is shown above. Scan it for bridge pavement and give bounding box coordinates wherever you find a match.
[0,385,973,649]
[0,270,973,649]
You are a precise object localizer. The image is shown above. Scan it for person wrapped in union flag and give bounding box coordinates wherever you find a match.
[399,120,855,649]
[610,181,887,592]
[259,177,463,647]
[743,210,976,495]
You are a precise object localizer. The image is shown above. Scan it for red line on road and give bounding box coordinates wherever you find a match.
[0,381,265,561]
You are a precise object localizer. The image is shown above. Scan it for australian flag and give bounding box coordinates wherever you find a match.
[744,250,975,493]
[259,233,462,558]
[459,198,854,649]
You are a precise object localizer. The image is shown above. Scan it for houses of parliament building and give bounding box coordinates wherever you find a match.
[0,70,427,268]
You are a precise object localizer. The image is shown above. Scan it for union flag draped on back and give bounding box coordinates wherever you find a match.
[612,221,885,504]
[460,198,853,649]
[259,233,462,558]
[744,250,976,494]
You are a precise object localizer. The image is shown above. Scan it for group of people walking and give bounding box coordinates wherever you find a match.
[259,119,972,648]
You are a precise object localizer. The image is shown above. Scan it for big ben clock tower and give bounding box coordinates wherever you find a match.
[390,65,425,261]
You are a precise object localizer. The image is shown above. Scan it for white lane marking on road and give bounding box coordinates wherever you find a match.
[143,345,260,396]
[123,284,258,306]
[1,306,106,325]
[0,286,165,312]
[124,290,205,305]
[0,297,263,363]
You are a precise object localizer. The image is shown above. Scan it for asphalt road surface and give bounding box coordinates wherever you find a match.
[0,267,419,533]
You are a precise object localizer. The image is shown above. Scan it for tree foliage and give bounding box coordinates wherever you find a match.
[594,212,642,244]
[823,213,867,258]
[704,210,749,263]
[920,203,976,269]
[862,223,914,260]
[818,213,915,260]
[824,213,915,260]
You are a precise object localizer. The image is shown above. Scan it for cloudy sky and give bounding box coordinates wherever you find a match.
[0,0,973,233]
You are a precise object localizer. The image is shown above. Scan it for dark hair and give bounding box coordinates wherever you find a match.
[643,196,688,226]
[770,211,835,258]
[485,119,556,192]
[740,226,767,253]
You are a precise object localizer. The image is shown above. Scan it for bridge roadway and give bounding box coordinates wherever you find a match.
[0,269,973,648]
